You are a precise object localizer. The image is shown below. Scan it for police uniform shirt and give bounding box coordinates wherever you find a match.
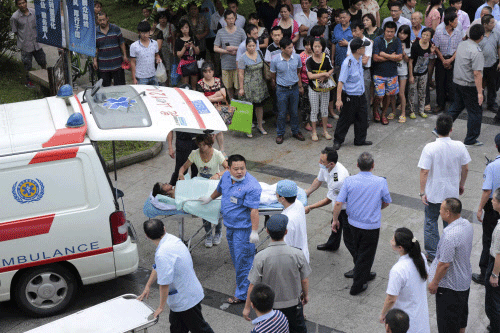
[317,161,349,210]
[338,54,365,96]
[453,39,485,87]
[483,156,500,198]
[248,241,312,309]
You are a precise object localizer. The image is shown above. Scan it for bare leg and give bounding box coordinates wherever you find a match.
[321,116,329,134]
[399,78,407,118]
[181,75,189,85]
[389,95,397,116]
[215,132,225,155]
[381,95,390,117]
[190,75,198,90]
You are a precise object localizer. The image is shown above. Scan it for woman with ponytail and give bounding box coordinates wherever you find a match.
[379,227,430,333]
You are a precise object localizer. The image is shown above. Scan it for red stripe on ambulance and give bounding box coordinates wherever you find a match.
[29,147,79,164]
[0,214,55,242]
[0,247,113,273]
[174,88,206,129]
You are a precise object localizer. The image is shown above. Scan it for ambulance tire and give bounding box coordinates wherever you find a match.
[14,264,77,317]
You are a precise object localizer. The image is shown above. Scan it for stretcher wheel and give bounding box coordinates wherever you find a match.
[14,264,77,317]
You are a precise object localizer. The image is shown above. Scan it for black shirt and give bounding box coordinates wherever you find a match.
[175,37,199,61]
[410,41,433,76]
[256,0,282,32]
[306,54,333,89]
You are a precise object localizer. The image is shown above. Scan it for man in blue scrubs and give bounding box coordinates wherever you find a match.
[201,154,262,304]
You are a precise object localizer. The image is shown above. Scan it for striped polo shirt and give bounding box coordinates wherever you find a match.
[251,310,289,333]
[96,24,125,72]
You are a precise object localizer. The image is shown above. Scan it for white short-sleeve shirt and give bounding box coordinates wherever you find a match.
[155,233,204,312]
[293,10,317,51]
[283,200,310,263]
[346,36,373,68]
[317,162,350,210]
[417,137,471,204]
[387,254,431,333]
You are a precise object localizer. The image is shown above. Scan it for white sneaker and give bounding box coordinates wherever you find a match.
[205,235,213,248]
[213,233,222,245]
[465,141,484,147]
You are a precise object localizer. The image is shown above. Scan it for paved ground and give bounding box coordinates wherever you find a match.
[2,42,500,332]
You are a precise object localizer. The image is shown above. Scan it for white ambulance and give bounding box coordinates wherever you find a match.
[0,83,226,316]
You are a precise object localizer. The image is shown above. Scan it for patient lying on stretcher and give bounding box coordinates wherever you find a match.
[152,182,175,198]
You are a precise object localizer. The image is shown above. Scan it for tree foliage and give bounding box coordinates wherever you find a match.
[0,0,18,58]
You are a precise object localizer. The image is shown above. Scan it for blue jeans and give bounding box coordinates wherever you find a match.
[276,84,300,136]
[203,217,222,236]
[424,202,448,259]
[447,83,483,145]
[137,76,159,85]
[226,227,255,300]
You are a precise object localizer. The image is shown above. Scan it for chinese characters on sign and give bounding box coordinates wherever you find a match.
[35,0,62,48]
[68,0,96,56]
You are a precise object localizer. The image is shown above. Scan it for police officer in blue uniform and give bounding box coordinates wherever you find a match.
[332,37,373,151]
[200,154,262,304]
[474,133,500,284]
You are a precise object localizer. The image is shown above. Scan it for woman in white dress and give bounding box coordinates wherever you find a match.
[380,227,430,333]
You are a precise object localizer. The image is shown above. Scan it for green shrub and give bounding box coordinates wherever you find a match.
[1,0,18,58]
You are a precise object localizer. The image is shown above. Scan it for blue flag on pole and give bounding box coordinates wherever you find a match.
[67,0,96,57]
[35,0,63,48]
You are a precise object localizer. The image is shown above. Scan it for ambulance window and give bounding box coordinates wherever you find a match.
[87,85,152,129]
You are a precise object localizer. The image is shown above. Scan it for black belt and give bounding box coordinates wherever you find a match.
[363,67,370,70]
[277,83,298,90]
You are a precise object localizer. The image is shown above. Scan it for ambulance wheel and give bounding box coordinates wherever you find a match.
[14,264,77,317]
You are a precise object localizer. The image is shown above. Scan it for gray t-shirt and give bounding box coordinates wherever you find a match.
[130,39,159,79]
[479,30,500,67]
[453,39,485,87]
[214,26,246,70]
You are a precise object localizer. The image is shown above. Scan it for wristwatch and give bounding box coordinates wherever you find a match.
[493,272,499,279]
[419,192,425,197]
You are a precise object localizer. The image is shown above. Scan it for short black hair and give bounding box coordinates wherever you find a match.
[482,14,495,25]
[362,13,377,27]
[449,0,462,5]
[228,154,246,167]
[271,26,283,34]
[350,0,362,6]
[97,11,108,18]
[268,227,287,241]
[351,21,365,31]
[444,12,458,26]
[321,149,338,164]
[223,9,236,19]
[339,9,350,16]
[388,1,403,10]
[385,308,410,333]
[303,35,314,47]
[137,21,151,32]
[384,21,397,31]
[444,197,462,214]
[152,182,162,197]
[280,195,297,204]
[94,1,102,6]
[357,152,374,171]
[470,23,485,40]
[421,27,435,39]
[187,2,199,11]
[143,219,165,240]
[482,5,493,13]
[245,23,258,35]
[201,61,215,72]
[310,25,326,38]
[279,37,293,49]
[280,3,292,12]
[250,283,275,313]
[435,114,453,136]
[317,8,329,18]
[227,0,239,6]
[444,6,457,15]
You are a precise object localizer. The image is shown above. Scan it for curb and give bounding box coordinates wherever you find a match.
[105,142,163,172]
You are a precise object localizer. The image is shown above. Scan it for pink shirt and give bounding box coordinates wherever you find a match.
[425,6,441,29]
[299,51,310,83]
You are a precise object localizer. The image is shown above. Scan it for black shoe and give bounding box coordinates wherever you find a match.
[276,135,284,144]
[344,270,376,280]
[344,269,354,278]
[354,141,373,146]
[333,142,341,150]
[472,273,485,285]
[494,116,500,124]
[350,283,368,295]
[487,325,492,332]
[292,132,305,141]
[317,243,336,251]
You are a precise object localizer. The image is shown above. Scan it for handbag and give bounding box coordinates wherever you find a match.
[181,61,199,77]
[258,50,271,81]
[215,95,236,125]
[313,53,336,92]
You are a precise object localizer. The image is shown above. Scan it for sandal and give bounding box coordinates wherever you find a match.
[381,116,389,125]
[305,123,313,131]
[311,133,319,141]
[424,104,431,112]
[398,115,406,123]
[419,112,428,118]
[323,132,332,140]
[409,112,416,119]
[247,133,253,138]
[258,127,268,135]
[373,111,381,122]
[327,123,332,128]
[387,113,395,120]
[227,297,245,304]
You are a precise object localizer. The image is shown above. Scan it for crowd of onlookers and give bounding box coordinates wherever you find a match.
[11,0,500,146]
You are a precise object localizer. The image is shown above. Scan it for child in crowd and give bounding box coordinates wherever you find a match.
[408,27,435,119]
[249,283,289,333]
[390,24,410,123]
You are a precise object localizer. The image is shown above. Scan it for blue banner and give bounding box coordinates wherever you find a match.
[35,0,63,48]
[68,0,96,57]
